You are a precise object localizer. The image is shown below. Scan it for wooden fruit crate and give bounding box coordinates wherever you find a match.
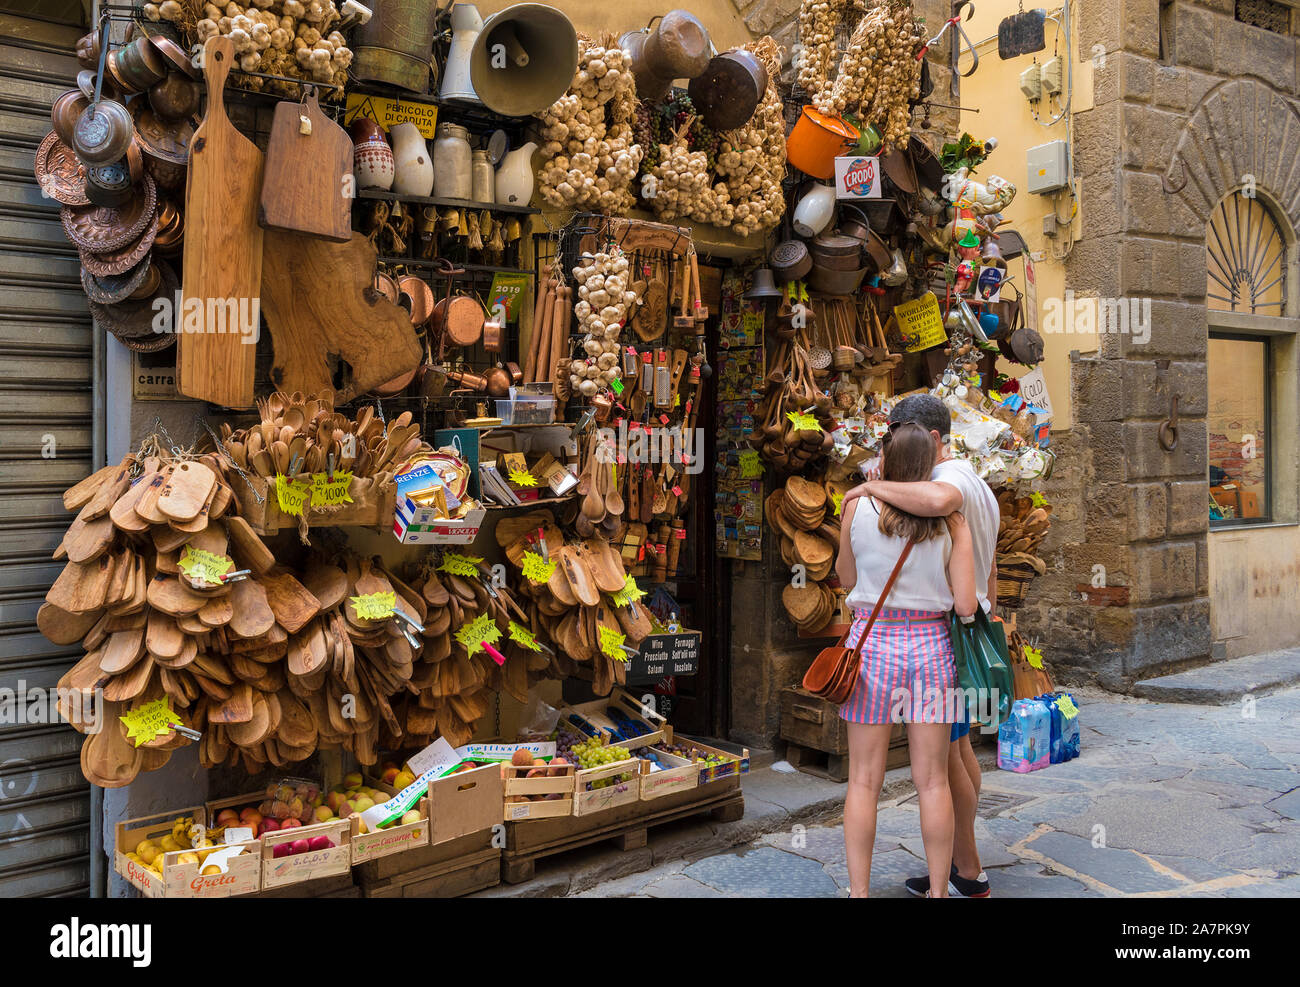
[659,726,751,785]
[231,472,396,535]
[366,762,504,848]
[779,687,909,782]
[638,748,699,801]
[350,794,431,865]
[114,807,261,898]
[250,873,357,898]
[259,818,351,890]
[573,758,646,816]
[560,687,667,749]
[503,761,575,820]
[357,830,500,898]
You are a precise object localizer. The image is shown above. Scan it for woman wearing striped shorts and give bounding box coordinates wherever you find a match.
[835,421,978,898]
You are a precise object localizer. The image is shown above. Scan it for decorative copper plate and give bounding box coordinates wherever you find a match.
[79,212,159,276]
[131,101,193,165]
[144,152,185,191]
[33,131,90,206]
[61,172,155,252]
[89,257,178,342]
[81,254,153,303]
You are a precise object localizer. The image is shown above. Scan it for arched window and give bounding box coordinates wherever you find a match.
[1206,194,1287,314]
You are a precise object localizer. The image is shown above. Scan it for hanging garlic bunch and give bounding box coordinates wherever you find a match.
[536,39,643,213]
[821,0,924,150]
[714,37,786,237]
[645,140,736,228]
[569,250,638,397]
[796,0,848,104]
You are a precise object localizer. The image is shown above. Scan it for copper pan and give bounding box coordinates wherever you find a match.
[397,274,434,326]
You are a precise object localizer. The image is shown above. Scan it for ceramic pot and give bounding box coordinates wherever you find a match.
[792,182,836,238]
[432,122,472,200]
[390,121,434,197]
[494,140,537,206]
[349,118,395,191]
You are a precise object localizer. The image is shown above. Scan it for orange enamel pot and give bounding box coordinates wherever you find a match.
[786,106,860,180]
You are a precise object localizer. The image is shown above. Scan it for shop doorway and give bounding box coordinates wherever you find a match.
[1205,191,1300,658]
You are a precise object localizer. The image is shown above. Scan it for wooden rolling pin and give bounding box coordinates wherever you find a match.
[525,275,555,382]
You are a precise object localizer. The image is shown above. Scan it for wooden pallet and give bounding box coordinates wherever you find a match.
[501,784,744,885]
[357,829,500,898]
[783,741,849,783]
[248,873,357,898]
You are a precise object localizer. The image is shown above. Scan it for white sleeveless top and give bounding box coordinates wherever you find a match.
[845,497,954,613]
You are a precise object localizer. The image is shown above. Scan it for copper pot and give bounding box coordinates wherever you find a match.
[430,259,483,350]
[148,71,200,120]
[373,270,399,304]
[112,37,167,92]
[72,99,134,165]
[446,367,488,392]
[51,89,90,146]
[687,48,767,132]
[484,365,512,397]
[75,31,101,70]
[398,274,434,326]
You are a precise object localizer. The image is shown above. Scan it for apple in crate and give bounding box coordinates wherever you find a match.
[279,818,302,831]
[308,835,334,851]
[290,838,310,855]
[216,808,240,827]
[258,818,280,836]
[272,841,294,859]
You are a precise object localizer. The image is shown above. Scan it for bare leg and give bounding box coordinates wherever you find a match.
[906,722,954,898]
[843,722,892,898]
[951,734,983,879]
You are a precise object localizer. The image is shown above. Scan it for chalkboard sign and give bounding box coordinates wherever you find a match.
[626,632,701,683]
[998,9,1047,59]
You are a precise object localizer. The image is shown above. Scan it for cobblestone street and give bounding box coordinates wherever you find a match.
[577,687,1300,897]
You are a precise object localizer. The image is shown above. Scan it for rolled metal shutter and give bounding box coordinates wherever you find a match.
[0,11,95,897]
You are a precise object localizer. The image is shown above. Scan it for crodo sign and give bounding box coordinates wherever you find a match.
[627,632,701,683]
[834,155,881,199]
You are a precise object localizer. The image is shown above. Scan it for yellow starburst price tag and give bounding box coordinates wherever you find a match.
[611,574,645,608]
[507,468,537,487]
[310,470,354,506]
[738,449,764,479]
[598,625,628,662]
[1030,492,1050,509]
[439,553,483,577]
[1023,644,1044,669]
[786,411,822,433]
[520,550,556,584]
[455,612,501,660]
[178,544,233,587]
[351,591,396,620]
[120,699,183,748]
[831,491,844,517]
[1056,694,1078,718]
[275,474,309,517]
[508,620,542,652]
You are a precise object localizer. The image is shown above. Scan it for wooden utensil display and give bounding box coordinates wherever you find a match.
[260,232,422,401]
[179,35,264,409]
[258,88,352,242]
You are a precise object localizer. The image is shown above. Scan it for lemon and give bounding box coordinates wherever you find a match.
[159,835,181,853]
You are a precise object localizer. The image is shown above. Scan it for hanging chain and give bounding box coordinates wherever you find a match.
[194,417,267,505]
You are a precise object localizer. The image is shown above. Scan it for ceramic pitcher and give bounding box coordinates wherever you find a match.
[391,121,434,197]
[495,141,537,206]
[350,118,394,191]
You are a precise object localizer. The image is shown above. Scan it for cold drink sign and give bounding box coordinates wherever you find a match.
[627,631,702,683]
[835,156,881,199]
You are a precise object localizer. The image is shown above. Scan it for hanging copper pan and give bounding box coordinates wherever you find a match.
[397,274,434,326]
[429,259,484,349]
[372,270,399,304]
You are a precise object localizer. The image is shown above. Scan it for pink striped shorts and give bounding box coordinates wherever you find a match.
[838,608,958,725]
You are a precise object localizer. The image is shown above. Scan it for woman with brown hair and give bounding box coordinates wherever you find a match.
[834,420,979,898]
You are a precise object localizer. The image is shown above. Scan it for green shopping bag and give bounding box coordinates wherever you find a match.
[949,608,1013,731]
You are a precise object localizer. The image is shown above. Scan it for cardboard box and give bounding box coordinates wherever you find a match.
[260,818,352,890]
[114,807,261,898]
[393,500,486,544]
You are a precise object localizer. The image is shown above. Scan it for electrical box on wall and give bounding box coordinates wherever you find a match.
[1019,63,1041,102]
[1027,140,1068,194]
[1040,56,1063,95]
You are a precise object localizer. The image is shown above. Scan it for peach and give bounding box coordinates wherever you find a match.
[343,772,363,789]
[201,864,221,876]
[400,809,422,825]
[216,808,240,827]
[352,796,375,813]
[313,806,334,823]
[338,801,354,818]
[241,811,263,830]
[393,770,415,790]
[326,791,347,812]
[380,767,399,785]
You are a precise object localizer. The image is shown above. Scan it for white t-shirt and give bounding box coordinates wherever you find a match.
[932,457,999,612]
[845,497,955,613]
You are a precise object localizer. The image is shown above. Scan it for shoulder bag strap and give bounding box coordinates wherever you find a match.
[849,538,916,658]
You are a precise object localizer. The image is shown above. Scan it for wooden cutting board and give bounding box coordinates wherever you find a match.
[258,89,352,242]
[259,569,321,634]
[179,35,264,409]
[260,231,422,401]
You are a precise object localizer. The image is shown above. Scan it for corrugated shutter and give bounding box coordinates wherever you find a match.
[0,12,95,897]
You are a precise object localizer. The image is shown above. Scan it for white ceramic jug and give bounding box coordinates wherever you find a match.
[390,122,434,197]
[440,3,483,102]
[495,141,537,206]
[792,182,836,238]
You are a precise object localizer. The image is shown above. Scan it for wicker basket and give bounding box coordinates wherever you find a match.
[995,552,1046,610]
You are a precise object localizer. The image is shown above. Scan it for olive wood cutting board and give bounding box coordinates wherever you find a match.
[259,231,422,401]
[258,89,352,242]
[179,35,264,409]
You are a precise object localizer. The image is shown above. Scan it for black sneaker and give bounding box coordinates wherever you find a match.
[904,866,992,898]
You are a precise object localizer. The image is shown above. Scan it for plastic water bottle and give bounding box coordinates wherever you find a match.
[997,698,1051,773]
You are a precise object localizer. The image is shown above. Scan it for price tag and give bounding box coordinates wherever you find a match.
[520,550,556,584]
[1055,693,1078,718]
[275,474,309,517]
[611,377,624,395]
[120,699,183,747]
[1030,492,1050,509]
[178,544,233,586]
[310,470,354,507]
[831,491,845,517]
[598,625,628,662]
[1023,644,1044,669]
[671,485,683,497]
[508,620,542,652]
[786,411,822,433]
[611,574,645,608]
[351,591,396,620]
[738,449,764,479]
[507,468,537,487]
[440,554,484,577]
[455,612,501,660]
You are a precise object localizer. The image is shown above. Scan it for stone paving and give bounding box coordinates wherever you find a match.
[575,686,1300,897]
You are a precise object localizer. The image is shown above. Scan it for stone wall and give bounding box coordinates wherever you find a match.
[1018,0,1300,687]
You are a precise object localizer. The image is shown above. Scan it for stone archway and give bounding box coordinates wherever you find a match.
[1163,77,1300,229]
